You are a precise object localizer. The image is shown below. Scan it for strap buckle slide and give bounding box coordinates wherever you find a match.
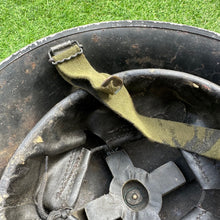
[48,40,83,65]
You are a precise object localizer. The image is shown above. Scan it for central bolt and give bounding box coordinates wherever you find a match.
[122,180,149,211]
[125,189,143,206]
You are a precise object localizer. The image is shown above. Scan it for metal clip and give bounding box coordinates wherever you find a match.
[48,40,83,65]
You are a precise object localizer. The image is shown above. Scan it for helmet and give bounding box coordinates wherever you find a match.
[0,21,219,219]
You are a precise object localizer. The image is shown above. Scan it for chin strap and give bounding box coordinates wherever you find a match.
[49,41,220,160]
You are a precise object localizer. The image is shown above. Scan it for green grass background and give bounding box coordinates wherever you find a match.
[0,0,219,61]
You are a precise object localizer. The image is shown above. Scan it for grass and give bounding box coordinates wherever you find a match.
[0,0,219,61]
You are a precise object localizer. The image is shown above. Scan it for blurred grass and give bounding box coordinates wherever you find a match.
[0,0,219,61]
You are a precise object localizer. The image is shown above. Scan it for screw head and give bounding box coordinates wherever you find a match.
[125,188,143,206]
[122,180,149,211]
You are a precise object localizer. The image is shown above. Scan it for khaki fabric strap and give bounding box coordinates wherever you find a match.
[53,45,220,160]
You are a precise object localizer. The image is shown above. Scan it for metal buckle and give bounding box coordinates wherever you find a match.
[48,40,83,65]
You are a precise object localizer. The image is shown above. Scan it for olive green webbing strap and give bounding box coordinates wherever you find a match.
[52,45,220,160]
